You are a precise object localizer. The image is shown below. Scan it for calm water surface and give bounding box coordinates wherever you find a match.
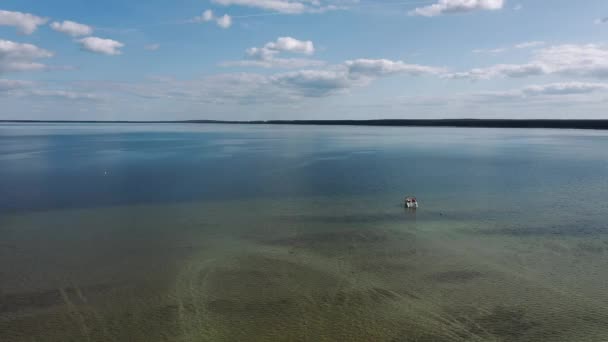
[1,123,608,341]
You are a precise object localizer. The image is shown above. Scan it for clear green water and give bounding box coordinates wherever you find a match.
[1,124,608,341]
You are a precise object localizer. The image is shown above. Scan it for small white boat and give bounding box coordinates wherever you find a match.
[404,196,418,208]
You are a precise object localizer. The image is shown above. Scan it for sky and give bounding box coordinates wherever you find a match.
[0,0,607,120]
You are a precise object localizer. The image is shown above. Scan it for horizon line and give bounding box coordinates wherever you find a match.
[2,118,608,130]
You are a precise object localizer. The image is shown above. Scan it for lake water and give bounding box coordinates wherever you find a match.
[1,123,608,341]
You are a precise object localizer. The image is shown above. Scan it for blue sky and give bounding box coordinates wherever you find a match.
[1,0,607,120]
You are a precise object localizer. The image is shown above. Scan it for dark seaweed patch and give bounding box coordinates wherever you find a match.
[473,306,538,339]
[576,241,606,254]
[390,333,455,342]
[267,230,390,248]
[204,256,343,313]
[430,270,483,283]
[319,287,404,308]
[358,260,413,273]
[476,223,607,237]
[278,213,407,224]
[0,283,115,313]
[207,298,293,316]
[147,302,198,322]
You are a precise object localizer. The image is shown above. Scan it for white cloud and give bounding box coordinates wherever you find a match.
[192,10,232,28]
[136,69,352,99]
[0,10,48,34]
[247,37,315,58]
[212,0,306,13]
[521,82,608,96]
[271,69,352,96]
[472,47,507,54]
[0,40,53,59]
[0,39,53,73]
[227,58,443,96]
[447,63,545,80]
[535,44,608,78]
[471,82,608,103]
[0,61,48,72]
[78,55,444,104]
[266,37,315,55]
[515,41,545,49]
[246,47,276,60]
[472,41,544,54]
[449,44,608,80]
[409,0,504,17]
[513,4,523,10]
[66,74,608,120]
[144,43,161,51]
[216,14,232,28]
[202,10,214,22]
[78,37,124,55]
[223,37,320,69]
[0,79,98,101]
[192,10,212,22]
[50,20,93,37]
[28,89,100,100]
[100,73,280,104]
[210,0,353,14]
[345,59,445,77]
[221,58,325,69]
[0,79,33,92]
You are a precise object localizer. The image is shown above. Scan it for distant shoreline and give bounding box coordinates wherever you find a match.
[2,119,608,130]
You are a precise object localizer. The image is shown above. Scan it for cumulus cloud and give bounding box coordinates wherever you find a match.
[212,0,306,13]
[0,79,98,101]
[0,10,48,34]
[0,39,53,73]
[210,0,353,14]
[472,47,506,54]
[472,82,608,103]
[97,73,278,104]
[28,89,100,100]
[448,44,608,80]
[216,14,232,28]
[116,70,349,100]
[409,0,504,17]
[515,41,545,49]
[247,37,315,58]
[223,37,322,69]
[222,58,325,69]
[266,37,315,55]
[0,78,33,92]
[0,40,53,60]
[271,69,352,96]
[78,37,124,55]
[202,10,214,22]
[447,63,545,80]
[227,58,443,96]
[50,20,93,37]
[521,82,608,96]
[192,10,232,28]
[345,59,445,77]
[67,74,608,120]
[86,56,444,103]
[472,41,544,54]
[535,44,608,78]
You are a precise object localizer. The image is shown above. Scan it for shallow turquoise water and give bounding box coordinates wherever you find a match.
[1,123,608,341]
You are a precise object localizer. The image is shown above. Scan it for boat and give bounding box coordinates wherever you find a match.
[404,196,418,208]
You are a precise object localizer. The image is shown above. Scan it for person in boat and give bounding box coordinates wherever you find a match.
[405,197,418,208]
